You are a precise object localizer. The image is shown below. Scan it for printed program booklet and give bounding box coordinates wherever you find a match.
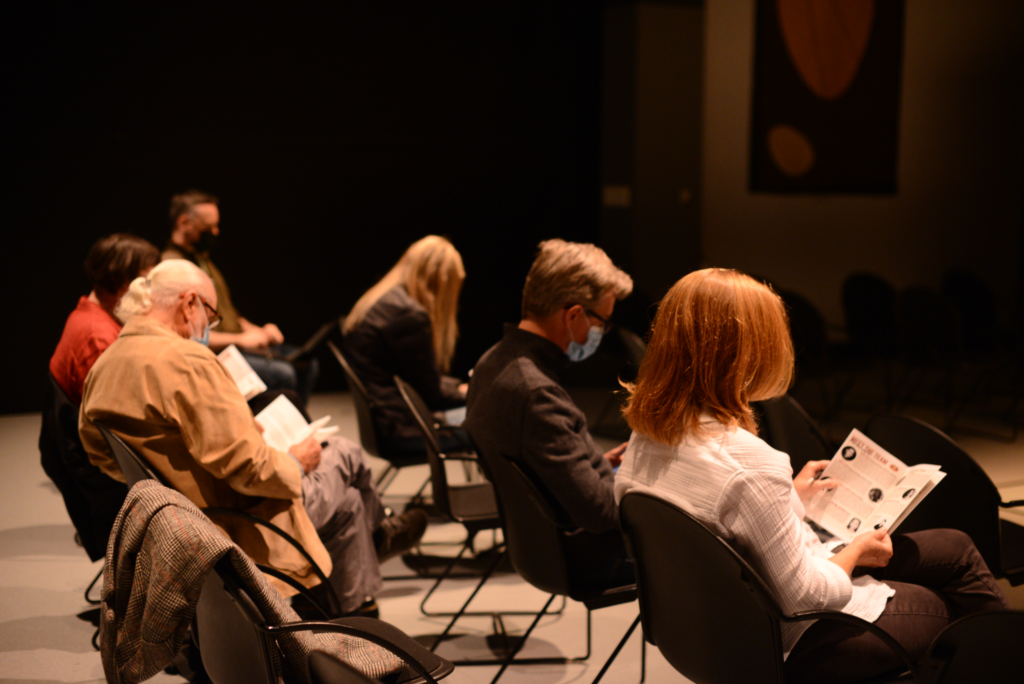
[254,394,338,453]
[217,344,268,400]
[804,429,946,543]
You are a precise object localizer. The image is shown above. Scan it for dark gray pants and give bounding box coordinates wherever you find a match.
[301,437,385,613]
[785,529,1010,683]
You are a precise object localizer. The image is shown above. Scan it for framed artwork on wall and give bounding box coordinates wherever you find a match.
[749,0,905,193]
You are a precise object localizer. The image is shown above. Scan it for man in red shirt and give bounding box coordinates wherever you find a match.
[44,233,161,561]
[50,234,161,404]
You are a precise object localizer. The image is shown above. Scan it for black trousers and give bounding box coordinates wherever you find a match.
[784,529,1010,684]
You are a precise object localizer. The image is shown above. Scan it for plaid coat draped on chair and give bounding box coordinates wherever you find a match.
[101,480,402,683]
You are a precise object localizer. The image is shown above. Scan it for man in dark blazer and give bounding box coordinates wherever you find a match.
[464,239,634,589]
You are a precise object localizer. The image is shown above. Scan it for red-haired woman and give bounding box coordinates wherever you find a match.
[615,268,1008,683]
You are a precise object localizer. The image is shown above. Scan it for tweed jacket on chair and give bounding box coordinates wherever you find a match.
[101,480,401,684]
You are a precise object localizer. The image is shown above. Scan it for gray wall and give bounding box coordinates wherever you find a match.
[701,0,1023,325]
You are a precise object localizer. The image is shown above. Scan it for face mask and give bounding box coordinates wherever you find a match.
[188,303,213,347]
[566,325,603,362]
[195,230,218,254]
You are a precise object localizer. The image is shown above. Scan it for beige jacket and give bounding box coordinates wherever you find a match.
[80,316,331,592]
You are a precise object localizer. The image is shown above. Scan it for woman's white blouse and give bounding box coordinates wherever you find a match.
[615,420,894,656]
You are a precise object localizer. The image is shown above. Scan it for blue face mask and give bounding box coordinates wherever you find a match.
[566,325,604,362]
[192,321,213,347]
[188,304,216,347]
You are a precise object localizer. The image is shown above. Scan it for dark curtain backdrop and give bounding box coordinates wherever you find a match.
[5,2,604,415]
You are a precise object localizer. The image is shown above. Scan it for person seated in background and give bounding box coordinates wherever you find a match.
[162,189,318,404]
[342,236,469,454]
[615,268,1009,684]
[79,259,426,617]
[463,238,635,591]
[50,233,160,405]
[43,233,160,561]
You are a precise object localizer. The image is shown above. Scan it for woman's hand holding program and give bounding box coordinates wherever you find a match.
[793,460,837,505]
[829,528,893,576]
[849,528,893,568]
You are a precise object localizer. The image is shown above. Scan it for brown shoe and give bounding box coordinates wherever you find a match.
[342,596,380,619]
[375,508,427,563]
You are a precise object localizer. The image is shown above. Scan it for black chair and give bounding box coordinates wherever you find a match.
[837,271,900,412]
[619,491,917,684]
[309,652,382,683]
[939,270,1017,441]
[777,289,836,415]
[916,610,1024,684]
[195,555,454,684]
[591,327,648,436]
[394,376,550,652]
[863,413,1024,586]
[470,440,643,684]
[40,374,120,647]
[894,286,963,411]
[326,340,430,498]
[92,421,345,615]
[753,394,835,477]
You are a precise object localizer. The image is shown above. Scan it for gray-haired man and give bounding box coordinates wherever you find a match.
[464,239,634,589]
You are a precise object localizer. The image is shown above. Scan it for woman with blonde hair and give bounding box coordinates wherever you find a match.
[614,268,1008,683]
[343,236,468,454]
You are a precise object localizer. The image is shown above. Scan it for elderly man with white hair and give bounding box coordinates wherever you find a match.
[79,259,425,617]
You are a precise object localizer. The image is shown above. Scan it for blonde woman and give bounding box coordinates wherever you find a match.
[343,236,468,454]
[614,268,1008,684]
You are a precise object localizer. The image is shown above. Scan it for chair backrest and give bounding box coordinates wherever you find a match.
[619,491,785,684]
[778,289,829,370]
[863,414,1003,572]
[41,373,129,561]
[842,271,899,355]
[194,557,282,684]
[326,340,381,458]
[752,394,834,476]
[474,442,572,597]
[918,610,1024,684]
[393,376,451,516]
[42,373,88,469]
[897,286,962,365]
[617,327,647,376]
[940,269,1000,358]
[93,421,164,488]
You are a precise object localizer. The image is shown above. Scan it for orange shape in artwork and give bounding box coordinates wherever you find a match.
[768,124,815,177]
[776,0,875,101]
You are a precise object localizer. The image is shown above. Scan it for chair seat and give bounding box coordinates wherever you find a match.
[447,482,499,523]
[580,583,637,611]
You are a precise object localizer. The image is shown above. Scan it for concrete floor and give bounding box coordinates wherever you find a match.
[1,389,1020,683]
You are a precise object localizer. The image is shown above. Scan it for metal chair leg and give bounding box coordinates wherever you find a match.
[590,613,642,684]
[375,463,397,493]
[489,594,560,684]
[430,548,507,650]
[85,566,103,605]
[421,543,565,619]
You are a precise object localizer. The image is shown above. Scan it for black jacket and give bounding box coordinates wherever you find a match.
[464,324,618,533]
[343,286,463,440]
